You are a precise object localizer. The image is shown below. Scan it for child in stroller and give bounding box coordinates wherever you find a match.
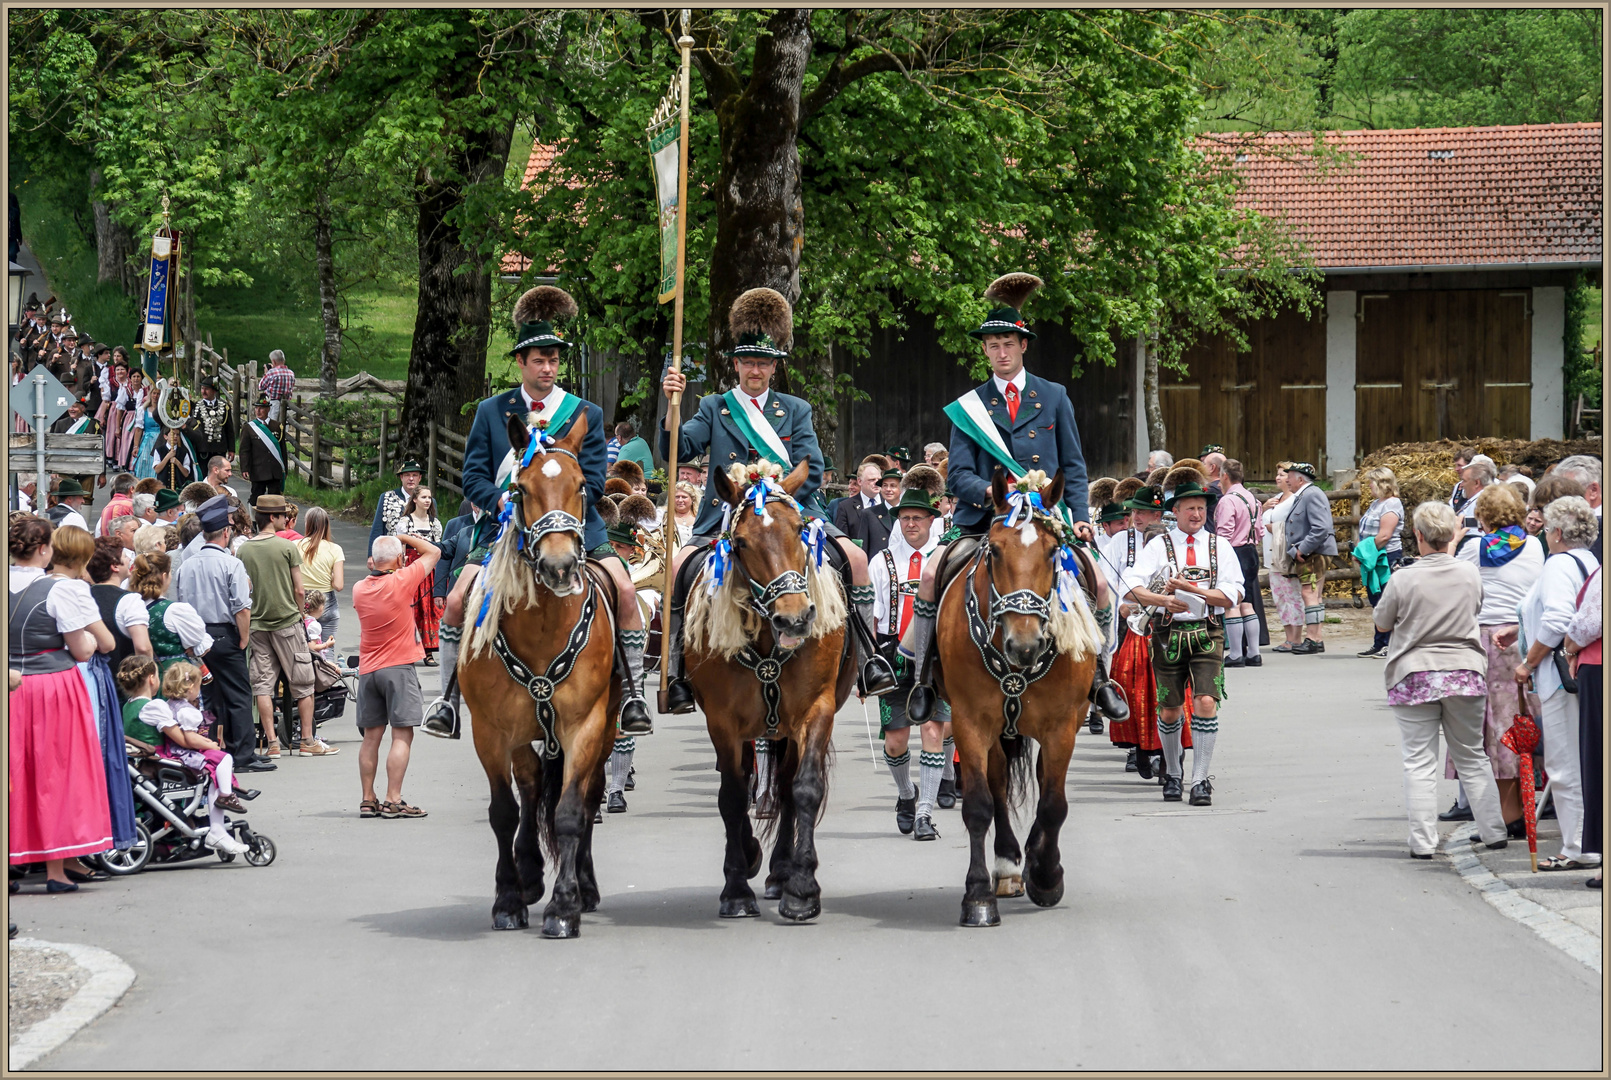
[140,662,254,855]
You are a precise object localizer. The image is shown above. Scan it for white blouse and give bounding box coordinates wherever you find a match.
[9,567,101,632]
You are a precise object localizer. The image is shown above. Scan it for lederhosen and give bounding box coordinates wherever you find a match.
[879,546,923,686]
[1148,534,1226,707]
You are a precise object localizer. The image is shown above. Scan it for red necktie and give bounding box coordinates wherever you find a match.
[1004,384,1019,422]
[751,397,762,412]
[899,552,922,636]
[1186,534,1197,567]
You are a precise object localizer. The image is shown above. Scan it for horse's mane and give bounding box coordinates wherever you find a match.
[464,520,546,658]
[684,462,846,659]
[991,508,1105,662]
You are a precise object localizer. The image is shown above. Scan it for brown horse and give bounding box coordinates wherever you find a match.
[460,411,620,937]
[681,458,855,921]
[935,468,1102,927]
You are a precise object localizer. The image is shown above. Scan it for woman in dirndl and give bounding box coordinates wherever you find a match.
[394,486,444,666]
[115,368,147,470]
[8,519,116,890]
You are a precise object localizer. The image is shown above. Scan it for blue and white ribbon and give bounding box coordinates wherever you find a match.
[1055,543,1081,612]
[520,427,553,469]
[1005,489,1043,528]
[707,536,733,594]
[800,518,827,569]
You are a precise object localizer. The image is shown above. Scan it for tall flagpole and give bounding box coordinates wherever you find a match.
[659,10,693,697]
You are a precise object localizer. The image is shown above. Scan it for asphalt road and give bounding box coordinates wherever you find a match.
[18,508,1603,1070]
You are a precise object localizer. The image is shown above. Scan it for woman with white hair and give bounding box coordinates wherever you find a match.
[1374,502,1509,857]
[1500,495,1601,870]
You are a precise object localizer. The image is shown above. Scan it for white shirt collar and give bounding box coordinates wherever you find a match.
[742,389,770,410]
[991,369,1027,397]
[888,529,939,563]
[522,384,566,414]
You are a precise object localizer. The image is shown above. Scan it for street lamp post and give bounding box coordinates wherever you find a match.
[9,259,29,343]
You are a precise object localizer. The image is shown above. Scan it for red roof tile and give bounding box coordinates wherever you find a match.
[1207,123,1601,269]
[502,142,563,275]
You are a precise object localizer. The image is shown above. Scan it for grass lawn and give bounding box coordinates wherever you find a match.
[197,279,418,382]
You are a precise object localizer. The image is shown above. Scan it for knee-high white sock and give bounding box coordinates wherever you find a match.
[884,748,914,800]
[213,755,236,794]
[206,788,227,833]
[608,738,635,795]
[1191,716,1218,783]
[917,750,944,817]
[1241,616,1260,659]
[753,739,773,796]
[1158,715,1184,778]
[941,736,955,782]
[1223,616,1244,661]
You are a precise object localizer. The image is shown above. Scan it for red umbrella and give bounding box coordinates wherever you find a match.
[1500,687,1541,873]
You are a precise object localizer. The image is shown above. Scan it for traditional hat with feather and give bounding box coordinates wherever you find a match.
[970,272,1043,340]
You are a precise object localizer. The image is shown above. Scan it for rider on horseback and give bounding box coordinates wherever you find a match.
[899,272,1129,724]
[425,285,653,738]
[659,288,898,714]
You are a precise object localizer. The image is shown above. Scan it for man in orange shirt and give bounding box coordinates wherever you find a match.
[350,532,440,819]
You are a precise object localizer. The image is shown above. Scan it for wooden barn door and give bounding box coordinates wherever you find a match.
[1167,305,1324,480]
[1356,290,1532,455]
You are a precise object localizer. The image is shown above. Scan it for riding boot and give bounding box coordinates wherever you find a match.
[662,604,697,714]
[617,629,653,735]
[848,583,898,697]
[903,599,939,722]
[421,625,461,740]
[1089,652,1130,722]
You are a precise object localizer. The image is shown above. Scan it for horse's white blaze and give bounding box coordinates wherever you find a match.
[1019,522,1037,546]
[542,459,561,478]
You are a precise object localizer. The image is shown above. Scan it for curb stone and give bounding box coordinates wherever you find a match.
[8,939,136,1071]
[1439,830,1602,974]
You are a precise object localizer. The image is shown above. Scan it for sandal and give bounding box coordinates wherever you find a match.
[359,799,381,818]
[1539,856,1591,871]
[381,800,427,819]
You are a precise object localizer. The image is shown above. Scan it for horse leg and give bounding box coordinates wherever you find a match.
[487,769,528,930]
[542,715,609,939]
[1024,726,1074,909]
[715,733,760,919]
[779,717,832,922]
[764,740,799,901]
[510,743,546,907]
[576,789,601,914]
[991,741,1025,899]
[956,722,999,927]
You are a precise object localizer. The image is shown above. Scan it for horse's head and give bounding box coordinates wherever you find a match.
[713,457,817,647]
[987,467,1067,667]
[505,409,590,595]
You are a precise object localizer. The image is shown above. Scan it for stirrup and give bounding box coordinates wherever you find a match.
[860,653,898,697]
[619,697,654,735]
[421,698,460,740]
[1092,681,1130,722]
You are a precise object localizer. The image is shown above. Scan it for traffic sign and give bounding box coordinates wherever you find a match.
[10,367,74,431]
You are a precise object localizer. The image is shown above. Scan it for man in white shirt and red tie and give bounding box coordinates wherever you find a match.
[1121,479,1244,806]
[869,478,952,841]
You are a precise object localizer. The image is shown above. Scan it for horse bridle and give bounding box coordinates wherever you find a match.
[506,445,585,567]
[964,511,1066,739]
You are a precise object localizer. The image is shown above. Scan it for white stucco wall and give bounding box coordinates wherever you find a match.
[1325,291,1357,472]
[1531,286,1566,440]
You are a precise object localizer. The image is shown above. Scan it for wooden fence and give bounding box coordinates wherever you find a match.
[276,396,466,499]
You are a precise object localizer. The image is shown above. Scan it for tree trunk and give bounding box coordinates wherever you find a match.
[314,190,342,396]
[90,169,136,293]
[1141,332,1167,453]
[400,112,517,458]
[705,9,812,392]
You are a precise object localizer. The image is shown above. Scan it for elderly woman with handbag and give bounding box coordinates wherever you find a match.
[1500,495,1601,871]
[1374,502,1509,857]
[1262,463,1303,651]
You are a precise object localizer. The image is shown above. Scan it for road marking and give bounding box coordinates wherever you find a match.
[9,938,137,1070]
[1439,831,1602,974]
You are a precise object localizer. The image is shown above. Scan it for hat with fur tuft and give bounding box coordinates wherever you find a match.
[510,285,578,355]
[970,272,1043,340]
[901,464,945,499]
[726,288,793,359]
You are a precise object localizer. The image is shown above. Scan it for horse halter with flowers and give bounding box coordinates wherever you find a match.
[503,423,585,566]
[708,469,829,621]
[983,483,1082,631]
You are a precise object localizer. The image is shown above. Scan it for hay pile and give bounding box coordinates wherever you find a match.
[1360,437,1603,508]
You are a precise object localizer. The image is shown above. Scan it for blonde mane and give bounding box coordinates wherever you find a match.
[1045,558,1103,661]
[464,523,550,659]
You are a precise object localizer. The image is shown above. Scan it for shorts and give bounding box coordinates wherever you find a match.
[356,665,425,729]
[1150,621,1225,707]
[1296,553,1327,588]
[878,690,951,734]
[249,624,315,699]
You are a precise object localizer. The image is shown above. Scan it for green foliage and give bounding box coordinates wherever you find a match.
[12,169,140,346]
[1564,274,1601,410]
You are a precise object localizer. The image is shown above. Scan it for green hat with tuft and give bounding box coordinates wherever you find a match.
[969,272,1042,341]
[1096,502,1129,524]
[509,285,578,355]
[893,488,940,517]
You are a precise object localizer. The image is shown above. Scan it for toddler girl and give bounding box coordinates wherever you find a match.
[303,592,335,659]
[140,663,253,855]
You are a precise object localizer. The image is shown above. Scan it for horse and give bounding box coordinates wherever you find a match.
[934,468,1103,927]
[459,410,620,938]
[680,457,854,921]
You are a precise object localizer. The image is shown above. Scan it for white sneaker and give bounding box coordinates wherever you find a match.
[205,829,250,856]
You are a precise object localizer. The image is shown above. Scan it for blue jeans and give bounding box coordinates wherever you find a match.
[1366,549,1403,650]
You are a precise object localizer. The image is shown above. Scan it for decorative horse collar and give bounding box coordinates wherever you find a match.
[489,573,601,760]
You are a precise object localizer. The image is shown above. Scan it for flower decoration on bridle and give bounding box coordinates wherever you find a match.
[994,469,1082,613]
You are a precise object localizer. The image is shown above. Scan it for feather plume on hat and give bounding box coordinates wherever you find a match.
[512,285,577,329]
[1114,477,1144,504]
[619,494,658,526]
[1163,465,1205,491]
[596,497,620,527]
[729,288,793,350]
[1087,477,1119,509]
[901,465,945,498]
[984,272,1043,310]
[604,477,634,498]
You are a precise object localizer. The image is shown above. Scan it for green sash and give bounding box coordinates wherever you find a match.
[722,390,791,469]
[248,419,284,469]
[944,388,1028,476]
[531,388,581,435]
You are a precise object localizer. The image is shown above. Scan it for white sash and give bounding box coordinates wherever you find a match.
[729,391,792,467]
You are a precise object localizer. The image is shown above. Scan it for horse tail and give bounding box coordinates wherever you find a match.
[538,748,563,860]
[1001,733,1035,814]
[753,738,785,847]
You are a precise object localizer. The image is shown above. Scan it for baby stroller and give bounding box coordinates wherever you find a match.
[272,653,357,752]
[95,738,277,876]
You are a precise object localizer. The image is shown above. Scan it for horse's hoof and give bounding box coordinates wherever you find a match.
[719,896,760,919]
[960,899,1000,927]
[541,913,581,939]
[744,837,764,879]
[763,879,783,901]
[492,907,529,931]
[1025,875,1064,908]
[581,894,600,914]
[777,891,821,922]
[994,874,1025,899]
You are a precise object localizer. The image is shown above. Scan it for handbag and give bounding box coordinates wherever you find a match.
[1269,516,1297,576]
